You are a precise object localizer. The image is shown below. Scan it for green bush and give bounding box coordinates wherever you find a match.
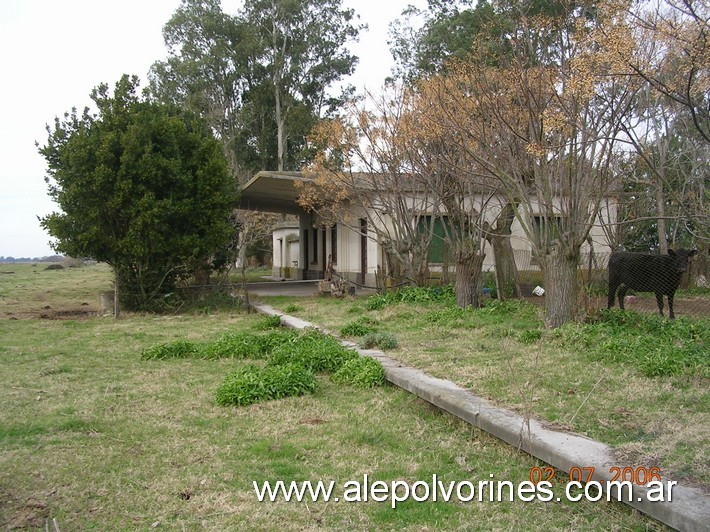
[268,329,358,373]
[360,331,398,350]
[215,363,318,406]
[141,339,202,360]
[332,357,386,388]
[283,303,302,313]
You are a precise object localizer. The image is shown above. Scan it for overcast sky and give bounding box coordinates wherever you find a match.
[0,0,423,258]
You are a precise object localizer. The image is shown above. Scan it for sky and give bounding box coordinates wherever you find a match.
[0,0,424,258]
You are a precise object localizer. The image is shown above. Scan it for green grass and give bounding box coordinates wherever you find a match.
[261,289,710,489]
[0,263,663,529]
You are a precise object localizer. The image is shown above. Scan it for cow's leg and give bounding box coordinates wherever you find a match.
[668,292,675,319]
[607,280,617,309]
[618,286,627,310]
[655,292,664,317]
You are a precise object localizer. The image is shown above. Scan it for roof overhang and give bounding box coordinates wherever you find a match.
[237,171,312,215]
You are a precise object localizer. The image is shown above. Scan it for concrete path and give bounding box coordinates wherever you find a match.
[252,302,710,532]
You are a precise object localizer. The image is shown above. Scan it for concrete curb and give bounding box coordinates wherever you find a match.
[252,302,710,531]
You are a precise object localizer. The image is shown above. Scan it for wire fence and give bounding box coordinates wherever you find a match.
[499,249,709,319]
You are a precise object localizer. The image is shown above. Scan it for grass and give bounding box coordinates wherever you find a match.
[259,288,710,489]
[0,263,664,529]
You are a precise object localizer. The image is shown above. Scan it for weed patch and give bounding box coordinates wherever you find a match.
[340,316,380,337]
[255,314,283,330]
[360,331,398,350]
[215,363,318,406]
[141,339,202,360]
[331,357,386,388]
[268,329,358,373]
[554,310,709,377]
[365,285,455,310]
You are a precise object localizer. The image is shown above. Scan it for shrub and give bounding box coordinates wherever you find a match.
[268,329,358,373]
[215,363,318,406]
[283,303,302,313]
[360,331,398,350]
[332,357,386,388]
[201,332,265,359]
[141,339,202,360]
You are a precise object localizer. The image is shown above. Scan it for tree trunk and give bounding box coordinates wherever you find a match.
[656,172,668,254]
[454,249,485,309]
[539,250,579,328]
[484,203,521,300]
[275,85,285,172]
[113,267,121,320]
[491,237,520,300]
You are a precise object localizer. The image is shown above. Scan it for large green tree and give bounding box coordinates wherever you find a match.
[39,75,237,313]
[150,0,364,178]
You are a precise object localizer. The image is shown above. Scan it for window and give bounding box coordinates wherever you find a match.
[303,229,309,265]
[417,215,455,264]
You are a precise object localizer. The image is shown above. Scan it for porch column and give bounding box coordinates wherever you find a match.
[298,212,310,280]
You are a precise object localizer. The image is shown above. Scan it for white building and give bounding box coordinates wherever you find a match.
[238,171,616,286]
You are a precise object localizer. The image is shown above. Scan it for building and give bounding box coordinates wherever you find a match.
[237,171,616,286]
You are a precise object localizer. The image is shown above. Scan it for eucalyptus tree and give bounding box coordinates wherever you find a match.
[150,0,258,180]
[151,0,364,177]
[241,0,364,171]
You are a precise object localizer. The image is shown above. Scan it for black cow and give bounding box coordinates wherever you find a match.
[607,249,697,319]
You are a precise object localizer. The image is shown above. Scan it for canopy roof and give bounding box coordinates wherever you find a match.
[237,171,311,215]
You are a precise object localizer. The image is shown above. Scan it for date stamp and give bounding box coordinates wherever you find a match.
[529,466,662,486]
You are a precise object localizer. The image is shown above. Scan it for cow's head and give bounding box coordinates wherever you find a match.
[668,249,698,273]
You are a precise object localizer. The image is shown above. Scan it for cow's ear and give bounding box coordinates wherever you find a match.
[668,249,676,256]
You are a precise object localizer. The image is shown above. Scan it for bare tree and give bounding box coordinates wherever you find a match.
[417,2,640,326]
[296,85,438,287]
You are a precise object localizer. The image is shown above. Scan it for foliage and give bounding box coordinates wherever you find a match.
[267,329,358,373]
[517,329,543,345]
[39,75,236,311]
[151,0,364,176]
[360,331,398,351]
[215,363,318,406]
[331,356,386,388]
[141,339,202,360]
[141,329,297,360]
[553,310,709,377]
